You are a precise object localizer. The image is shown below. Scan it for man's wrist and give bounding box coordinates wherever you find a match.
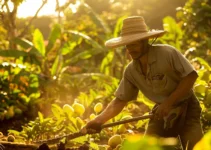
[164,98,175,107]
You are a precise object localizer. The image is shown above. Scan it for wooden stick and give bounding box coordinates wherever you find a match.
[34,114,153,144]
[102,114,153,128]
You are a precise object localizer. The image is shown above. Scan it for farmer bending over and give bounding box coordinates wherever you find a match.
[84,16,203,150]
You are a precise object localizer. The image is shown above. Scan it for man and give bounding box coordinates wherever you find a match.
[84,16,203,150]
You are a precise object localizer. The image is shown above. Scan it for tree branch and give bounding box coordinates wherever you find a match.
[10,3,18,29]
[18,0,48,38]
[56,0,61,24]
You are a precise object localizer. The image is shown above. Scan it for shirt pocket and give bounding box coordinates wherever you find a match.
[151,74,177,95]
[151,74,167,94]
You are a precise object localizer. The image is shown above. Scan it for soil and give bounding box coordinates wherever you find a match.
[0,117,30,135]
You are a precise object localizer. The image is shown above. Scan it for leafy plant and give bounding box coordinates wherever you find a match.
[176,0,211,63]
[0,62,39,120]
[158,16,183,51]
[191,57,211,132]
[0,22,110,115]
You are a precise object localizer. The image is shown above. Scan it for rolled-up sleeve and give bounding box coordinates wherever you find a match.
[115,75,139,101]
[168,47,196,77]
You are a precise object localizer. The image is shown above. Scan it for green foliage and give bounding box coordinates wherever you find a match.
[33,29,46,57]
[1,0,211,149]
[63,2,129,78]
[100,51,114,75]
[159,16,183,50]
[8,104,81,142]
[0,50,28,58]
[0,26,7,49]
[0,21,113,118]
[177,0,211,62]
[0,62,39,120]
[189,57,211,132]
[7,103,103,148]
[193,130,211,150]
[122,134,177,150]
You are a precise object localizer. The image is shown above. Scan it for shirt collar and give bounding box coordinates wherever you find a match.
[132,45,157,72]
[148,45,157,64]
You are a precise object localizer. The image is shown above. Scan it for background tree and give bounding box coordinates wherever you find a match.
[0,0,47,49]
[177,0,211,62]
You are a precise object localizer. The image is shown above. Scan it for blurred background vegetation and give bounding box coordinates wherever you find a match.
[0,0,211,149]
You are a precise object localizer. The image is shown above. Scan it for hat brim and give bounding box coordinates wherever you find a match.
[105,30,166,48]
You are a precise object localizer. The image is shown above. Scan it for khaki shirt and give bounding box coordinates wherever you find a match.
[115,44,195,103]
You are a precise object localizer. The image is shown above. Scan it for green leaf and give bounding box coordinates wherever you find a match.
[8,130,20,136]
[64,50,93,65]
[70,136,88,144]
[51,56,59,76]
[66,30,103,49]
[135,119,148,129]
[61,41,76,55]
[194,57,211,70]
[33,29,46,57]
[89,142,99,150]
[51,55,63,76]
[51,104,63,119]
[38,111,44,123]
[113,15,127,37]
[160,16,183,50]
[100,51,114,75]
[13,38,34,49]
[13,38,43,58]
[82,2,111,34]
[0,49,28,58]
[46,24,62,54]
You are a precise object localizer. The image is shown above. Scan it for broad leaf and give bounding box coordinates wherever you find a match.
[51,55,63,76]
[13,38,34,49]
[0,49,28,58]
[38,111,44,123]
[61,41,76,55]
[113,15,127,37]
[160,16,183,50]
[33,29,46,57]
[194,57,211,70]
[64,48,102,66]
[51,104,63,119]
[46,24,62,54]
[100,51,114,75]
[65,50,92,65]
[13,38,43,58]
[82,2,111,34]
[66,30,103,49]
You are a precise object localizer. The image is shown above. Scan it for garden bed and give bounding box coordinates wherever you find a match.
[0,141,38,150]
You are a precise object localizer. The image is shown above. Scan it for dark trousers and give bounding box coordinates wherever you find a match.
[145,95,204,150]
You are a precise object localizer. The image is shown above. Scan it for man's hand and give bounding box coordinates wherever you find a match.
[81,119,103,134]
[155,101,173,119]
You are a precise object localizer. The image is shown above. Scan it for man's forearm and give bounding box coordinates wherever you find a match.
[94,98,127,124]
[165,71,198,106]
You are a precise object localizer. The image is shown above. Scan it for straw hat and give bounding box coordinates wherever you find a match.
[105,16,166,48]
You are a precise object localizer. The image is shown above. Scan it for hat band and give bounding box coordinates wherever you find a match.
[121,30,148,36]
[120,23,148,36]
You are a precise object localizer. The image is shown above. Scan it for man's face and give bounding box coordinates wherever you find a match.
[125,40,145,60]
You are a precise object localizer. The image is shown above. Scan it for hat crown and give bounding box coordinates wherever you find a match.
[121,16,148,36]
